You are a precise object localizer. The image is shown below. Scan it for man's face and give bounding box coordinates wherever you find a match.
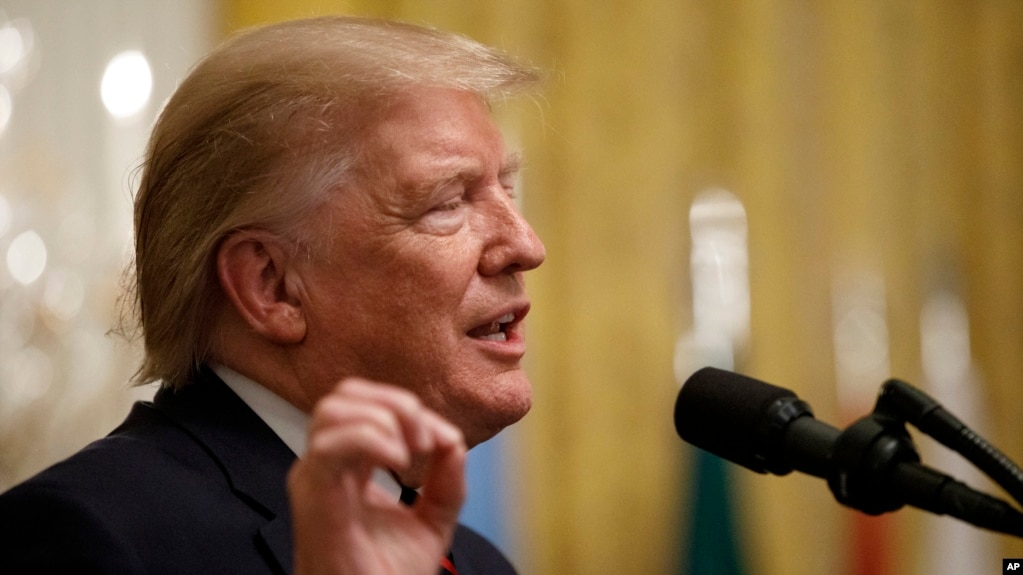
[294,87,545,447]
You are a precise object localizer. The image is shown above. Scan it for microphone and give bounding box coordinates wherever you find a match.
[673,366,1023,536]
[673,366,838,478]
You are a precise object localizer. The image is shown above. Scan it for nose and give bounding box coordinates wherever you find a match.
[478,194,546,276]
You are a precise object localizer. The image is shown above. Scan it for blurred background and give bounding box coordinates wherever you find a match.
[0,1,1020,574]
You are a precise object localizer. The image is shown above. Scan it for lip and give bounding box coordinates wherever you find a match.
[466,302,531,358]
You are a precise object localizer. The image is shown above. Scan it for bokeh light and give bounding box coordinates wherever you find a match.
[100,49,152,119]
[6,229,47,285]
[0,18,31,76]
[2,345,54,406]
[0,193,11,238]
[0,85,11,137]
[43,268,86,322]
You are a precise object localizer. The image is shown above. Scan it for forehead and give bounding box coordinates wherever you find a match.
[360,88,514,184]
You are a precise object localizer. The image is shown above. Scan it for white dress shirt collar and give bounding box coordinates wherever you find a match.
[211,363,403,501]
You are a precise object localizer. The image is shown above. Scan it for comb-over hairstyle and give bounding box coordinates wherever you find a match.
[121,16,542,389]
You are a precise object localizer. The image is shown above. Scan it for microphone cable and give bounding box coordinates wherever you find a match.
[875,379,1023,508]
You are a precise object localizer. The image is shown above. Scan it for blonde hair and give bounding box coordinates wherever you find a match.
[121,16,542,389]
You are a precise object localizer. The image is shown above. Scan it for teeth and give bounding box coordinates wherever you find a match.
[468,313,516,340]
[484,314,514,341]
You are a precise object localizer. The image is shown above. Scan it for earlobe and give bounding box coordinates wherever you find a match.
[217,231,307,344]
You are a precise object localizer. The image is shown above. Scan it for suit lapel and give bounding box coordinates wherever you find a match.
[153,370,297,574]
[447,525,520,575]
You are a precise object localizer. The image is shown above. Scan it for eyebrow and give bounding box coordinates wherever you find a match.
[500,151,524,177]
[410,150,525,198]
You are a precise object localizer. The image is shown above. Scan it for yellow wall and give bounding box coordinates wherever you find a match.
[223,2,1023,574]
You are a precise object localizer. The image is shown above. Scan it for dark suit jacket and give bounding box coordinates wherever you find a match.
[0,370,518,575]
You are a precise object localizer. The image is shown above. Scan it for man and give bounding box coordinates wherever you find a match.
[0,16,546,575]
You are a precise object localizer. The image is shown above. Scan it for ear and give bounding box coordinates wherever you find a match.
[216,230,306,345]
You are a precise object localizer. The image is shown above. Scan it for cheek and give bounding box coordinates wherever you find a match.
[384,247,479,312]
[348,259,474,359]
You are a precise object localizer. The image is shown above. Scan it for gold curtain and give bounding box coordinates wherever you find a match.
[224,2,1023,574]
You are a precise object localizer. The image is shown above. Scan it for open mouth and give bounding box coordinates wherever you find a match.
[467,312,516,342]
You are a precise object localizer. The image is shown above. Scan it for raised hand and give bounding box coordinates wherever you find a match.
[288,379,467,575]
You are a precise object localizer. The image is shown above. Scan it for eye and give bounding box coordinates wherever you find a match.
[424,179,467,211]
[417,181,468,235]
[431,199,464,212]
[498,172,518,197]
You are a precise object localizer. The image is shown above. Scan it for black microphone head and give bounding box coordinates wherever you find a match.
[674,367,803,474]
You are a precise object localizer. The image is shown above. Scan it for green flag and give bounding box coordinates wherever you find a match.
[680,447,746,575]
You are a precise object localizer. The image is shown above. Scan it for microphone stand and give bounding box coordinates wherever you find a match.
[826,379,1023,537]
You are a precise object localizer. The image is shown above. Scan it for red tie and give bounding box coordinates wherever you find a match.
[439,555,458,575]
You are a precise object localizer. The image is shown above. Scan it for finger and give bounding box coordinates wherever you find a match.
[329,379,434,454]
[414,411,467,531]
[308,393,411,450]
[305,422,412,480]
[304,379,448,486]
[304,395,414,473]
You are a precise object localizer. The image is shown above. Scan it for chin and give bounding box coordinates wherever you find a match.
[462,374,532,448]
